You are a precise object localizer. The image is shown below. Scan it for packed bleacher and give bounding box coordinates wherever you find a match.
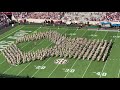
[0,12,11,29]
[13,12,64,20]
[62,12,120,22]
[12,12,120,23]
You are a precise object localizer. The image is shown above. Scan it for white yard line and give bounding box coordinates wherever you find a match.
[31,57,52,77]
[99,31,118,78]
[0,60,6,64]
[0,41,31,64]
[47,64,59,78]
[81,61,92,78]
[47,29,79,78]
[117,68,120,78]
[30,26,78,31]
[116,35,120,78]
[0,26,24,64]
[0,26,41,64]
[64,30,88,78]
[0,26,24,56]
[16,38,45,76]
[32,28,68,78]
[3,66,13,74]
[17,27,65,77]
[99,60,108,78]
[81,30,102,78]
[2,27,41,74]
[16,62,31,76]
[0,26,24,41]
[88,29,119,32]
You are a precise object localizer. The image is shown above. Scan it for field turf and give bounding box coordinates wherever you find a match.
[0,24,120,78]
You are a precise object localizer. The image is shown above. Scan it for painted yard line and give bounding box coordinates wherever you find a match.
[82,31,109,78]
[16,27,64,77]
[99,31,118,78]
[88,29,119,32]
[0,42,31,64]
[64,30,88,78]
[99,60,108,78]
[0,26,24,41]
[31,28,68,78]
[82,61,92,78]
[81,30,100,78]
[0,26,41,64]
[100,31,119,78]
[47,64,59,78]
[117,67,120,78]
[17,62,31,76]
[31,57,52,77]
[116,35,120,78]
[102,31,109,41]
[0,26,24,56]
[21,26,40,28]
[2,27,42,74]
[3,66,13,74]
[36,26,79,31]
[2,43,31,74]
[0,60,6,64]
[47,29,78,78]
[16,39,45,76]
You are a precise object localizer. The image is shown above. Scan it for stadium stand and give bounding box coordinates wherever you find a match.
[62,12,120,22]
[0,12,11,29]
[12,12,120,22]
[11,12,120,27]
[13,12,64,20]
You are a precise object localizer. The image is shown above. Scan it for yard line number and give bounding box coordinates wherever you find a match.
[63,68,75,73]
[112,36,120,38]
[93,72,107,76]
[90,34,98,37]
[34,65,46,70]
[68,33,76,36]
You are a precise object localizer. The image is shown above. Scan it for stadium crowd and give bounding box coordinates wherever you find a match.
[62,12,120,22]
[12,12,120,22]
[0,13,11,29]
[13,12,64,20]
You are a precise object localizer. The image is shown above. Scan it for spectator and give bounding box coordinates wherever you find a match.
[0,12,11,29]
[13,12,64,20]
[12,12,120,24]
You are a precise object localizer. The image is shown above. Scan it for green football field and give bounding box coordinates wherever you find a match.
[0,24,120,78]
